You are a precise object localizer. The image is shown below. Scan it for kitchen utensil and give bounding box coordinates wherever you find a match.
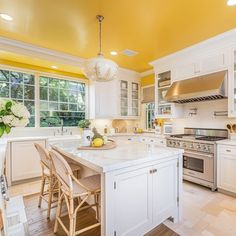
[232,124,236,133]
[226,124,233,133]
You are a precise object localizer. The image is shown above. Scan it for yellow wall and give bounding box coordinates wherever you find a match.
[0,59,87,80]
[141,74,155,87]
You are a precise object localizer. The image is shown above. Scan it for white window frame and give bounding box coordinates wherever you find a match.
[0,64,89,128]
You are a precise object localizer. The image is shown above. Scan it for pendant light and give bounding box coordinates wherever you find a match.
[83,15,119,82]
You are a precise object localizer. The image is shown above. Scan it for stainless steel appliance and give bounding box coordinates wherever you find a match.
[165,70,228,103]
[167,128,228,191]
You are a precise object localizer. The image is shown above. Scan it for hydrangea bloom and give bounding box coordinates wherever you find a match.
[11,103,30,119]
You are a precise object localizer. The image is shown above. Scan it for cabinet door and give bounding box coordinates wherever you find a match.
[200,52,226,74]
[175,61,199,81]
[131,82,139,116]
[120,80,129,116]
[218,153,236,193]
[95,80,118,118]
[228,48,236,117]
[152,159,178,225]
[11,140,46,182]
[114,167,152,236]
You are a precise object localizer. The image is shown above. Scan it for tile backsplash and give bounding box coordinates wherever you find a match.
[172,99,235,134]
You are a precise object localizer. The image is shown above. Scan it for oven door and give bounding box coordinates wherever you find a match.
[183,151,214,182]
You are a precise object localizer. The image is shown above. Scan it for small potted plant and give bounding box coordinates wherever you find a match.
[78,119,92,146]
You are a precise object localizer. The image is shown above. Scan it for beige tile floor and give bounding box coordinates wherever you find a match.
[9,180,236,236]
[165,182,236,236]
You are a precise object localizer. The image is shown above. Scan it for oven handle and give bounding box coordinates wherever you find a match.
[184,151,213,159]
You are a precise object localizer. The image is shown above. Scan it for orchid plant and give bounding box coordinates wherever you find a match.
[0,99,30,137]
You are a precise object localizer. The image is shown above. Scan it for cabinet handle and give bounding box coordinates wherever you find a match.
[153,169,157,173]
[226,150,231,152]
[150,170,153,174]
[160,141,164,144]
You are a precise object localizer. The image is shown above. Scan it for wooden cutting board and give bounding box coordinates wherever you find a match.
[78,140,116,150]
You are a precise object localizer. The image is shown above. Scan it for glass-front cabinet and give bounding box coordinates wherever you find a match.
[155,69,183,118]
[156,71,171,117]
[120,79,140,118]
[120,80,129,116]
[229,49,236,117]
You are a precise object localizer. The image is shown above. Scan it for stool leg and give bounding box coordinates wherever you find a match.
[38,175,45,208]
[47,176,53,219]
[54,192,63,233]
[94,193,100,222]
[69,197,75,236]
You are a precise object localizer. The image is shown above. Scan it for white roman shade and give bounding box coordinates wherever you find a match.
[142,85,155,103]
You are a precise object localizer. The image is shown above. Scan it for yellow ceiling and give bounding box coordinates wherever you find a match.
[0,0,236,73]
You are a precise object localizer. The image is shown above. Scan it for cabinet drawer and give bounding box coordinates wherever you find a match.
[219,146,236,156]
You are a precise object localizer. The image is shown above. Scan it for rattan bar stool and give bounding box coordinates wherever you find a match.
[34,144,81,219]
[50,150,101,236]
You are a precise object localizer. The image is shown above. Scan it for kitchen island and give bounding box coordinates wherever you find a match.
[51,138,183,236]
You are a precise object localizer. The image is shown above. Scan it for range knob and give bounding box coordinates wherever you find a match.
[189,143,194,149]
[173,141,176,146]
[182,143,187,148]
[176,142,180,147]
[197,144,201,149]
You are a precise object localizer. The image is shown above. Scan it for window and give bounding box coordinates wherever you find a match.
[146,103,155,129]
[0,69,35,127]
[39,76,86,127]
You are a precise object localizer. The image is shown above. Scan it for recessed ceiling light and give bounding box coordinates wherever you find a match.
[227,0,236,6]
[0,13,13,21]
[51,65,58,69]
[110,51,118,56]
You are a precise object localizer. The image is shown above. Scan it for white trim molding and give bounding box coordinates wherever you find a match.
[0,36,85,67]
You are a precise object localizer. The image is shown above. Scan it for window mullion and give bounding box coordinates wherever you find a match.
[34,73,40,128]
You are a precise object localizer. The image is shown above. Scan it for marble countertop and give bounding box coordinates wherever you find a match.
[216,139,236,145]
[51,139,182,173]
[107,133,167,139]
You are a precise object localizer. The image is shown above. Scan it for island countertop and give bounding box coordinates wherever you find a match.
[51,139,183,173]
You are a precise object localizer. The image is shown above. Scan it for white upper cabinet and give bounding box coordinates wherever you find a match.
[155,68,183,118]
[228,47,236,117]
[89,69,140,119]
[174,51,228,82]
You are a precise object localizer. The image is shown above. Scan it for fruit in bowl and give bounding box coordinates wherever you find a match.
[92,138,104,147]
[91,127,104,147]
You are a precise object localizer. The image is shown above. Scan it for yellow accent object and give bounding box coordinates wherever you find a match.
[136,128,143,133]
[154,119,164,127]
[1,1,236,72]
[92,138,104,147]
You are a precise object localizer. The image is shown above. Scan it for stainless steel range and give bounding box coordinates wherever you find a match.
[167,128,228,191]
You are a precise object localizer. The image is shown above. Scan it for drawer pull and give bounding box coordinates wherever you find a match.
[150,170,153,174]
[226,150,231,152]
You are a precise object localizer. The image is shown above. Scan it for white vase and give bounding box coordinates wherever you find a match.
[82,129,93,146]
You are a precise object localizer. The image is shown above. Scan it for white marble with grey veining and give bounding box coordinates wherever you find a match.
[51,139,183,173]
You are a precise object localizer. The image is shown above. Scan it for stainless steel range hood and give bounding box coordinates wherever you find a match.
[165,70,227,103]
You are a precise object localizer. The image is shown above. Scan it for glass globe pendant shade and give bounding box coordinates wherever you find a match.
[84,54,119,82]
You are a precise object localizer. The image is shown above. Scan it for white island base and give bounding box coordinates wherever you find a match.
[52,139,183,236]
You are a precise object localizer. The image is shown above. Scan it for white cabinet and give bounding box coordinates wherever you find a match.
[217,144,236,193]
[174,51,228,82]
[228,47,236,117]
[113,159,178,236]
[7,139,47,185]
[120,79,140,118]
[89,75,140,119]
[114,167,153,236]
[153,160,178,224]
[155,69,183,118]
[93,80,118,119]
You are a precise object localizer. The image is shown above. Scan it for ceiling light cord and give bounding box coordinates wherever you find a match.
[96,15,104,56]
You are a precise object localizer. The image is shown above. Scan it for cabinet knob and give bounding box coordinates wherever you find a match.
[149,170,153,174]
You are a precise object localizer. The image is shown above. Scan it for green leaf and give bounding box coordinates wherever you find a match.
[0,123,5,138]
[5,125,11,134]
[5,101,12,110]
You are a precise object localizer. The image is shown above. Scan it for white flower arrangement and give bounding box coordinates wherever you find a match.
[0,99,30,137]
